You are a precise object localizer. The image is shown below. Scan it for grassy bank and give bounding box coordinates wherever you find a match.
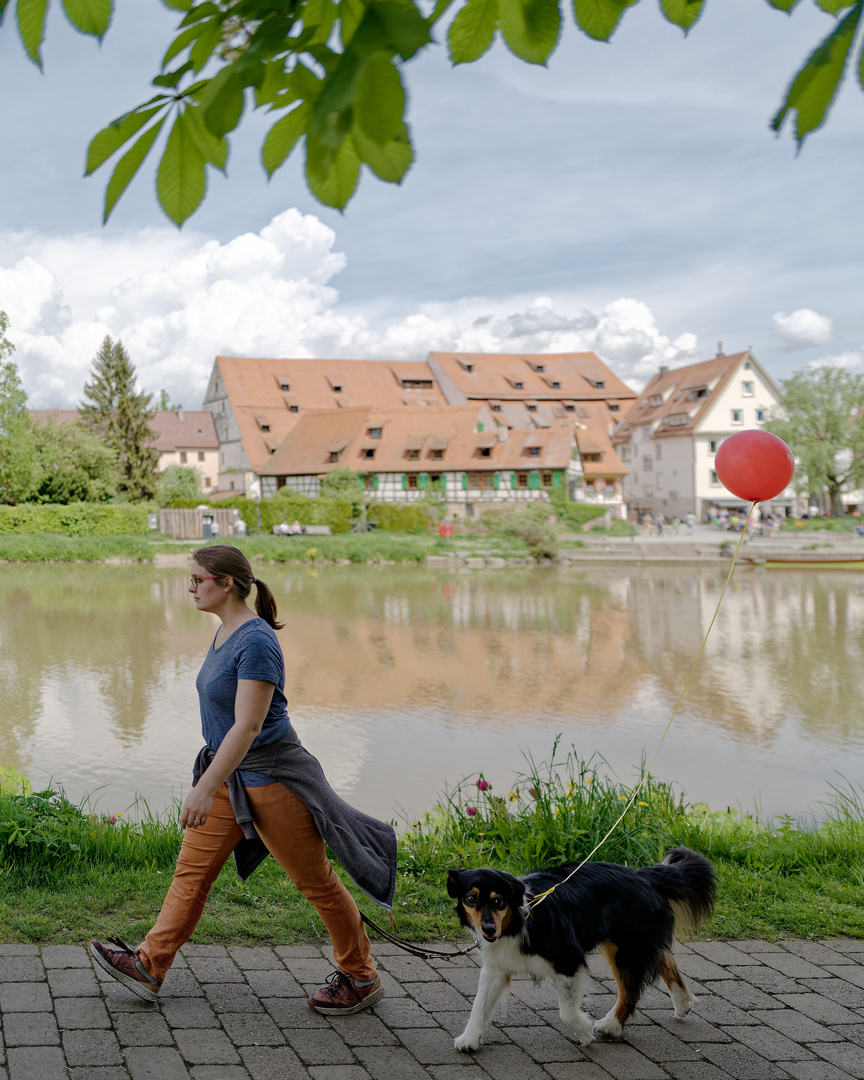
[0,534,152,562]
[2,744,863,947]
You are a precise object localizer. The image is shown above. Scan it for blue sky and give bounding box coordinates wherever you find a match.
[1,0,862,409]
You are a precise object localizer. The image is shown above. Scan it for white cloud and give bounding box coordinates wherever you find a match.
[772,308,833,350]
[807,350,864,371]
[1,211,700,408]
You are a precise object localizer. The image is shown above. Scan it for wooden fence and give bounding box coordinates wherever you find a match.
[158,508,240,540]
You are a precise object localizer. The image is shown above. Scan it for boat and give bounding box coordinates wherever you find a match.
[744,553,864,569]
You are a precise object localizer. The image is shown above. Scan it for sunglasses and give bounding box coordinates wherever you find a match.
[190,575,218,588]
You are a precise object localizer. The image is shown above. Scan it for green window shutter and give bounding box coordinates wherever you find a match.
[493,472,500,490]
[373,475,379,491]
[477,422,484,432]
[402,474,407,490]
[512,473,517,489]
[461,473,468,490]
[552,471,562,489]
[528,471,541,490]
[419,473,429,489]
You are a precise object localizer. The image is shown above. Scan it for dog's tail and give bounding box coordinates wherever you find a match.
[639,847,716,933]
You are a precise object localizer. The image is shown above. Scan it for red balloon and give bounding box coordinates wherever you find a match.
[714,430,795,502]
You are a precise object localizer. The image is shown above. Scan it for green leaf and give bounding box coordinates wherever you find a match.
[306,132,361,209]
[352,0,433,61]
[161,23,202,68]
[429,0,457,26]
[16,0,49,67]
[352,121,412,182]
[86,100,169,175]
[189,15,224,73]
[60,0,112,37]
[183,104,228,171]
[161,0,193,9]
[499,0,561,64]
[261,103,309,176]
[339,0,366,46]
[765,0,802,10]
[199,67,246,137]
[448,0,499,63]
[572,0,636,41]
[309,49,363,147]
[355,55,405,143]
[156,110,207,226]
[772,1,863,144]
[103,117,165,223]
[153,60,194,88]
[815,1,856,13]
[660,0,703,34]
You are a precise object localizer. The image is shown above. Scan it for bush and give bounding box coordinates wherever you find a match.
[0,503,148,536]
[366,503,434,533]
[547,489,608,530]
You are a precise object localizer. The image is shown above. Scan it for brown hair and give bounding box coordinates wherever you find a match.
[192,545,284,630]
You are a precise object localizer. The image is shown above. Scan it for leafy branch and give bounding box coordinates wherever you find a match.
[4,0,863,225]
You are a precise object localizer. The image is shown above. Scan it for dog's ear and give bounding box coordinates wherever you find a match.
[446,870,464,898]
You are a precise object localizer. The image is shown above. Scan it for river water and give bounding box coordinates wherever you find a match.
[2,562,863,824]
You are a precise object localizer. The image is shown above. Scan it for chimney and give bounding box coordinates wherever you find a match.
[659,365,668,378]
[716,342,724,358]
[498,425,508,443]
[177,406,184,422]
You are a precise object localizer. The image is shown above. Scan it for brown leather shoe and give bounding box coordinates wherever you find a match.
[89,939,162,1002]
[308,971,385,1015]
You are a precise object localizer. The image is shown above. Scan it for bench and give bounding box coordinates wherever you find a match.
[272,524,332,536]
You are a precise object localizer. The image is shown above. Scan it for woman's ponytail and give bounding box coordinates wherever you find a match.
[252,577,284,630]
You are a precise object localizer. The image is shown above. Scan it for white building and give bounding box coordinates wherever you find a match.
[614,349,796,520]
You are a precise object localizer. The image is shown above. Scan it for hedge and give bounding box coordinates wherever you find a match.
[0,503,149,536]
[547,491,609,529]
[213,493,353,534]
[366,503,433,533]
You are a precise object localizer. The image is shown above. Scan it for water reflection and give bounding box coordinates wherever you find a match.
[2,563,864,822]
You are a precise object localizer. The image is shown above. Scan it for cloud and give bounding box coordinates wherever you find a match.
[807,350,864,371]
[1,211,701,409]
[772,309,833,350]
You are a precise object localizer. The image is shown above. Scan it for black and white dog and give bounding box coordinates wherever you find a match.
[447,847,715,1051]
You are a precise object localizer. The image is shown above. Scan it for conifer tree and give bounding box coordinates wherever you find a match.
[80,336,159,501]
[0,312,42,504]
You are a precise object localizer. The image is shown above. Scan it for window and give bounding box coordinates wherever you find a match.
[468,473,481,489]
[528,446,541,457]
[280,382,290,391]
[479,447,492,458]
[369,427,382,439]
[643,457,653,472]
[620,446,630,460]
[742,381,754,396]
[260,424,270,433]
[363,448,375,459]
[535,364,545,373]
[364,474,376,489]
[565,404,575,412]
[731,409,743,424]
[289,405,299,413]
[551,381,561,390]
[329,451,341,463]
[517,473,528,488]
[491,404,501,412]
[650,395,663,407]
[408,449,420,460]
[655,444,662,460]
[643,426,653,439]
[667,414,690,426]
[744,360,752,370]
[402,379,433,389]
[431,449,444,460]
[542,472,553,488]
[198,451,205,462]
[407,474,418,489]
[527,403,537,412]
[711,470,720,485]
[609,404,619,412]
[709,440,718,454]
[688,387,708,400]
[644,487,653,499]
[756,408,766,422]
[430,473,441,484]
[514,381,524,390]
[180,452,187,463]
[204,477,211,487]
[656,473,664,489]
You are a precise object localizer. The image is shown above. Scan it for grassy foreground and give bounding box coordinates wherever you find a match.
[1,744,863,947]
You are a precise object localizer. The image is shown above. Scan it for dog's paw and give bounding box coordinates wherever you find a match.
[454,1032,482,1053]
[593,1012,623,1041]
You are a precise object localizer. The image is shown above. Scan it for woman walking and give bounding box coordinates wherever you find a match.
[90,545,396,1014]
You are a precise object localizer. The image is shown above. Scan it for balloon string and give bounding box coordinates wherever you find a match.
[526,502,756,913]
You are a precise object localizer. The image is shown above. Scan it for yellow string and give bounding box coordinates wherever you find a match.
[526,502,755,913]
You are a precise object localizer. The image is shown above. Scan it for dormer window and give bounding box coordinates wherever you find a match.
[479,447,492,458]
[289,405,299,413]
[528,446,541,457]
[431,449,444,460]
[564,404,575,412]
[514,381,523,390]
[363,448,375,459]
[260,424,270,433]
[408,449,420,460]
[491,404,501,412]
[280,382,290,391]
[650,395,663,407]
[333,385,342,393]
[368,427,382,439]
[527,403,537,412]
[535,365,545,373]
[329,451,340,463]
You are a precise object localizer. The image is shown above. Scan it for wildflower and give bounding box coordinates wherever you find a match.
[108,813,124,826]
[508,791,518,801]
[475,780,492,792]
[528,788,539,799]
[618,796,628,803]
[637,801,648,808]
[552,806,560,817]
[466,806,478,816]
[566,782,577,796]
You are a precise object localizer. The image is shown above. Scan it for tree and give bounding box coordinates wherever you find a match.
[764,367,864,516]
[3,0,860,225]
[155,463,203,505]
[80,336,160,501]
[0,313,42,504]
[30,415,121,504]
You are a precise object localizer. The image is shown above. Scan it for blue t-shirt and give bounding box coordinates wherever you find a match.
[195,618,291,787]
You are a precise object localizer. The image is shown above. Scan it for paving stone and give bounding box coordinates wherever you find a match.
[641,1011,729,1044]
[242,970,305,997]
[0,946,39,956]
[204,983,265,1013]
[782,1062,861,1080]
[371,998,440,1028]
[403,981,470,1012]
[799,979,864,1009]
[757,953,831,980]
[227,947,283,970]
[697,1041,793,1079]
[375,955,441,983]
[284,1027,356,1065]
[325,1012,399,1047]
[810,1045,864,1079]
[67,1068,135,1080]
[708,979,786,1011]
[159,969,206,997]
[504,1025,587,1062]
[677,957,730,982]
[63,1029,125,1067]
[433,1012,511,1046]
[307,1067,372,1080]
[41,944,92,968]
[239,1045,308,1080]
[354,1045,428,1079]
[112,1012,174,1046]
[427,1066,495,1080]
[6,1045,68,1080]
[690,993,759,1025]
[662,1063,746,1080]
[732,941,786,953]
[828,940,864,955]
[185,957,245,984]
[722,1022,816,1060]
[622,1025,705,1062]
[218,1013,285,1046]
[124,1045,194,1080]
[273,946,326,960]
[48,967,102,996]
[0,981,53,1011]
[545,1065,621,1080]
[278,958,334,985]
[182,946,230,958]
[825,967,864,990]
[0,958,44,982]
[755,1006,849,1040]
[831,1024,864,1046]
[727,965,802,994]
[687,942,762,967]
[775,994,862,1026]
[508,978,558,1010]
[781,943,857,967]
[458,1043,551,1080]
[173,1028,242,1065]
[188,1068,252,1080]
[159,996,221,1028]
[394,1027,468,1065]
[2,1012,60,1047]
[54,997,113,1029]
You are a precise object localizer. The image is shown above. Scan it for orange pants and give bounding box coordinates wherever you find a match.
[138,783,376,984]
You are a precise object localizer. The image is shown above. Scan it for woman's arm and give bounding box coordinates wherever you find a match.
[181,679,276,830]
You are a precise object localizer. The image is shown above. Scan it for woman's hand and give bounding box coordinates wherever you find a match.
[181,786,216,830]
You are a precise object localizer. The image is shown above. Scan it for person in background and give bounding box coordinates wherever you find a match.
[89,545,395,1015]
[684,511,696,536]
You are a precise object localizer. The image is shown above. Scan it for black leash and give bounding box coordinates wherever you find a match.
[360,912,477,962]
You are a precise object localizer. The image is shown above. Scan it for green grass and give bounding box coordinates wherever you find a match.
[0,534,152,562]
[2,745,864,946]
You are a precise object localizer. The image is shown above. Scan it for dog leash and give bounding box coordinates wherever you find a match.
[525,504,756,915]
[359,912,478,961]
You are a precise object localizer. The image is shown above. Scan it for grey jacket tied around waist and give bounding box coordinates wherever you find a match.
[192,728,397,910]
